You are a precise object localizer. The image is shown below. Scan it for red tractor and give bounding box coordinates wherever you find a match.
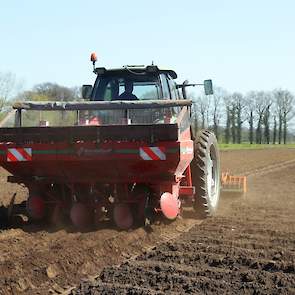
[0,57,220,229]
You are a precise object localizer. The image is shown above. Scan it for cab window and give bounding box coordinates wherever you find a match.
[167,76,178,100]
[160,74,170,99]
[93,74,162,101]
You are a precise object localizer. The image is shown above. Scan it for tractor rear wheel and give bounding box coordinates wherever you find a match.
[191,130,220,217]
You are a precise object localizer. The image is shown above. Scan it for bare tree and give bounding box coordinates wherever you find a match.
[211,87,226,140]
[223,95,236,143]
[228,97,239,144]
[273,89,294,144]
[230,105,237,143]
[225,93,245,144]
[273,89,284,144]
[225,105,231,143]
[195,94,210,129]
[231,92,245,144]
[0,72,17,111]
[254,91,270,144]
[282,91,294,144]
[245,91,256,144]
[272,114,277,144]
[263,102,272,144]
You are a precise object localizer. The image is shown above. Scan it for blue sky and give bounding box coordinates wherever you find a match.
[1,0,294,94]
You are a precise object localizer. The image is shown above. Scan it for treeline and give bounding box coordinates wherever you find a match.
[17,83,81,127]
[192,88,294,144]
[0,71,21,112]
[1,72,294,143]
[0,72,81,126]
[19,82,81,102]
[0,71,81,111]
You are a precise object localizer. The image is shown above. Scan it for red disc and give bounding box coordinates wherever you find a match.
[113,204,133,230]
[160,192,179,220]
[50,204,63,226]
[27,196,45,220]
[70,203,91,228]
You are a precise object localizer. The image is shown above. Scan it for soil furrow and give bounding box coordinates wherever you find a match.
[72,149,295,294]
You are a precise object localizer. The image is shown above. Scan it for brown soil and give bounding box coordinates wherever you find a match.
[0,148,294,294]
[220,147,295,175]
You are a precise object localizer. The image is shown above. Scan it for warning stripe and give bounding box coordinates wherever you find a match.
[150,146,166,160]
[141,147,159,160]
[17,148,32,161]
[7,151,18,162]
[7,148,32,162]
[139,147,166,161]
[8,149,25,162]
[139,148,153,160]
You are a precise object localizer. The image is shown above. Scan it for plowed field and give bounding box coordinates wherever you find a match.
[0,148,294,294]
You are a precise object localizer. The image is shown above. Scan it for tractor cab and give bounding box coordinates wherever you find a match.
[82,53,213,102]
[80,55,212,126]
[80,65,184,125]
[82,65,181,102]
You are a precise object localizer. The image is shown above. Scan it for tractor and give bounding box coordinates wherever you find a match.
[0,54,220,229]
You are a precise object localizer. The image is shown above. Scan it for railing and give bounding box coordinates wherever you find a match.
[12,100,192,127]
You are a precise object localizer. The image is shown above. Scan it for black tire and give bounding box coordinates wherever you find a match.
[191,130,221,218]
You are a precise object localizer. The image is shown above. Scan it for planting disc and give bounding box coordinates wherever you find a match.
[113,203,133,230]
[160,192,179,220]
[27,196,45,220]
[50,204,63,226]
[70,203,91,228]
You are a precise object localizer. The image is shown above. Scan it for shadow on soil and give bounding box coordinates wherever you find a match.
[0,203,170,235]
[0,197,225,234]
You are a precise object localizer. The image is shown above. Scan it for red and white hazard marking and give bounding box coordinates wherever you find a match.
[139,147,166,160]
[7,148,32,162]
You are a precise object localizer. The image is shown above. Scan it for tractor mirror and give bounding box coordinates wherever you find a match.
[204,80,213,95]
[82,85,93,100]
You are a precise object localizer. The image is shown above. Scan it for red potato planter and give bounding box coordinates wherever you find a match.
[0,63,220,229]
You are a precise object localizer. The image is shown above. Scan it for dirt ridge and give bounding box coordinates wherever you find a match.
[71,153,295,295]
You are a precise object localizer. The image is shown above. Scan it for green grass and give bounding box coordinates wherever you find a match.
[219,143,295,150]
